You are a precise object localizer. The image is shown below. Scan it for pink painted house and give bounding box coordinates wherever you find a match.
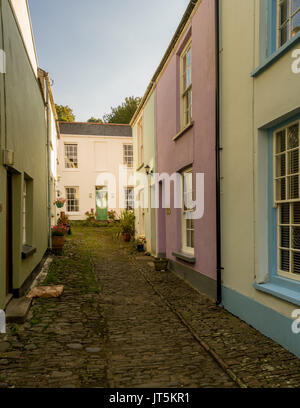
[156,0,217,298]
[132,0,217,298]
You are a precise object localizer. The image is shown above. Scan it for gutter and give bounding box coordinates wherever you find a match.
[215,0,223,305]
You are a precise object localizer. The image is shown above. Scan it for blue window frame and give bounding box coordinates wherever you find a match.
[255,116,300,305]
[267,0,300,56]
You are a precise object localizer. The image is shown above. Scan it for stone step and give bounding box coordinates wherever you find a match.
[5,297,32,323]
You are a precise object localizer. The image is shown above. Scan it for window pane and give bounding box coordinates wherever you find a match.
[288,175,299,199]
[293,252,300,274]
[288,150,299,175]
[292,10,300,36]
[276,154,286,177]
[288,124,299,149]
[281,203,290,224]
[281,226,290,247]
[280,21,290,45]
[281,249,290,271]
[276,130,286,153]
[292,227,300,249]
[280,0,289,24]
[293,202,300,223]
[276,178,286,200]
[293,0,300,12]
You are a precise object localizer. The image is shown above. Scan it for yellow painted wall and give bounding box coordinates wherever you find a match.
[221,0,300,318]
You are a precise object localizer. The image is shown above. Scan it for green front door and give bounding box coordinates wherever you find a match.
[96,188,108,220]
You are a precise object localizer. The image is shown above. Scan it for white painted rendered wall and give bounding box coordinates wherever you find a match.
[57,134,134,220]
[10,0,38,75]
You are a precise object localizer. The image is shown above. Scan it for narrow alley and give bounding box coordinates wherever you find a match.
[1,226,300,388]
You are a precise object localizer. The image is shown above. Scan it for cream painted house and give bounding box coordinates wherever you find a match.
[220,0,300,358]
[57,122,134,220]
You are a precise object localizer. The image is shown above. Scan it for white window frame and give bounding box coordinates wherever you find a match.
[64,143,78,169]
[125,187,134,210]
[66,187,80,213]
[277,0,300,48]
[274,120,300,281]
[181,169,195,255]
[180,40,192,130]
[123,144,133,168]
[22,180,27,245]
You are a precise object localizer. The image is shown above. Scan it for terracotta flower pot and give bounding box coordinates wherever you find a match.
[123,233,131,242]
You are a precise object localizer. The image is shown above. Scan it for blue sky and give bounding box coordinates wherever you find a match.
[28,0,190,122]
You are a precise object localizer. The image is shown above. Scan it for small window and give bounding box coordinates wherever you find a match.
[125,187,134,210]
[66,187,79,212]
[65,144,78,169]
[274,121,300,279]
[278,0,300,48]
[181,42,192,129]
[137,118,144,167]
[123,144,133,168]
[182,169,195,254]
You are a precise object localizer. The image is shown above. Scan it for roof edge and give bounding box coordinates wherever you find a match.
[130,0,199,126]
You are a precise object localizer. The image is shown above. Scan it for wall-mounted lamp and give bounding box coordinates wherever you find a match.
[144,165,153,175]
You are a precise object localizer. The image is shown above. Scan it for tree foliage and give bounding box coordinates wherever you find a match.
[55,104,75,122]
[87,117,103,123]
[102,96,141,124]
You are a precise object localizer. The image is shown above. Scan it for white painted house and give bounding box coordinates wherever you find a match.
[57,122,134,220]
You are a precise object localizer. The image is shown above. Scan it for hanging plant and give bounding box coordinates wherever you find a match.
[54,198,66,208]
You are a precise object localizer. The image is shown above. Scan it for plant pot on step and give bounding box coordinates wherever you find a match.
[154,258,169,271]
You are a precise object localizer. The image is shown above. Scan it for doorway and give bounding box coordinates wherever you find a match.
[6,173,13,295]
[95,186,108,221]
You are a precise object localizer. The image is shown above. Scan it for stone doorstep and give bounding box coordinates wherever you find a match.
[5,297,32,324]
[4,294,13,310]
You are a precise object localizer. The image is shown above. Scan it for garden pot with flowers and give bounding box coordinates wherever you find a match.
[54,197,66,209]
[136,235,146,252]
[118,210,135,242]
[51,224,68,253]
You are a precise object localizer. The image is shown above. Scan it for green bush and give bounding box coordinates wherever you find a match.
[118,210,135,236]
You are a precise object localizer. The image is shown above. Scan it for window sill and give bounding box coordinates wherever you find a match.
[251,32,300,77]
[172,251,195,264]
[22,245,36,260]
[254,280,300,306]
[172,121,194,142]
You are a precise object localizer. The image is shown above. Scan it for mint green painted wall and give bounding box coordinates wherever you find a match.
[0,0,48,307]
[133,91,157,254]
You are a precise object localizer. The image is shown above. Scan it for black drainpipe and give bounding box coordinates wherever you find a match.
[215,0,223,305]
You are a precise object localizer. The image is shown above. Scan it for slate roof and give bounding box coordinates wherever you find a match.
[59,122,132,137]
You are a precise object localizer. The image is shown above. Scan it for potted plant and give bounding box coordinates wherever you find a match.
[136,235,146,252]
[57,212,71,235]
[108,209,117,223]
[154,257,169,271]
[54,197,66,209]
[118,210,135,242]
[85,208,97,223]
[51,224,68,252]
